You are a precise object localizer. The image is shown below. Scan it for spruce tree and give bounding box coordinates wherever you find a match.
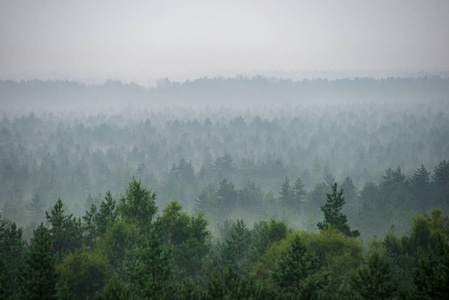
[317,182,360,237]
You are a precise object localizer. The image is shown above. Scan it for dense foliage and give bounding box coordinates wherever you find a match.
[0,176,448,299]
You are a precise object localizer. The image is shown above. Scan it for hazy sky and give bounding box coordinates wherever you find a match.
[1,0,448,84]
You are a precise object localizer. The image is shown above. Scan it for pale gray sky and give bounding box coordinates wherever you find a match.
[1,0,448,85]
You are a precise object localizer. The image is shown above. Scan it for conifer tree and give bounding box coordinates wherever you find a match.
[45,199,81,258]
[317,182,360,237]
[351,251,396,300]
[0,217,25,297]
[279,177,294,209]
[127,229,172,299]
[82,203,98,248]
[18,223,58,300]
[119,179,157,233]
[96,191,117,236]
[292,177,306,214]
[272,235,317,293]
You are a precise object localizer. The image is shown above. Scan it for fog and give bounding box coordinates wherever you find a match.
[1,2,449,298]
[1,1,449,83]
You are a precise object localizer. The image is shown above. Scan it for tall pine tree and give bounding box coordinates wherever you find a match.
[18,223,58,300]
[317,182,360,237]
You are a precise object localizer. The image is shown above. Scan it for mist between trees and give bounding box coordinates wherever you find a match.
[1,76,449,298]
[1,97,449,237]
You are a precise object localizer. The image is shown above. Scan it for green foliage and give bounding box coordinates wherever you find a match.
[18,223,58,300]
[317,182,360,237]
[215,179,238,223]
[410,234,449,299]
[0,216,25,297]
[57,248,110,300]
[45,199,82,258]
[125,228,172,299]
[220,219,253,274]
[100,220,139,269]
[96,191,117,236]
[82,203,98,248]
[158,200,192,245]
[119,178,157,233]
[157,200,210,279]
[351,251,397,300]
[95,273,131,300]
[272,235,320,297]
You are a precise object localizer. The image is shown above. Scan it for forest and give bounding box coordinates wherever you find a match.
[1,77,449,299]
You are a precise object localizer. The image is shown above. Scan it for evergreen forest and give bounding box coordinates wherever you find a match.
[1,77,449,299]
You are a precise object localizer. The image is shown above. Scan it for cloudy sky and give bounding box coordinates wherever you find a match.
[1,0,448,84]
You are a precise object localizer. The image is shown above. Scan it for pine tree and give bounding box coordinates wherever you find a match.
[119,179,157,233]
[96,191,117,236]
[215,179,238,223]
[45,199,81,258]
[95,273,130,300]
[272,235,318,293]
[317,182,360,237]
[0,217,25,297]
[18,223,58,300]
[351,251,396,300]
[45,199,71,256]
[82,203,98,248]
[411,234,449,299]
[127,229,172,299]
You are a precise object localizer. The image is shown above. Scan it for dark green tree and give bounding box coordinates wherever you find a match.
[95,273,130,300]
[351,251,396,300]
[18,223,58,300]
[126,228,172,299]
[221,219,252,274]
[45,199,81,258]
[96,191,117,236]
[317,182,360,237]
[0,217,25,297]
[58,249,110,300]
[272,235,318,294]
[119,179,157,233]
[410,234,449,299]
[82,203,98,248]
